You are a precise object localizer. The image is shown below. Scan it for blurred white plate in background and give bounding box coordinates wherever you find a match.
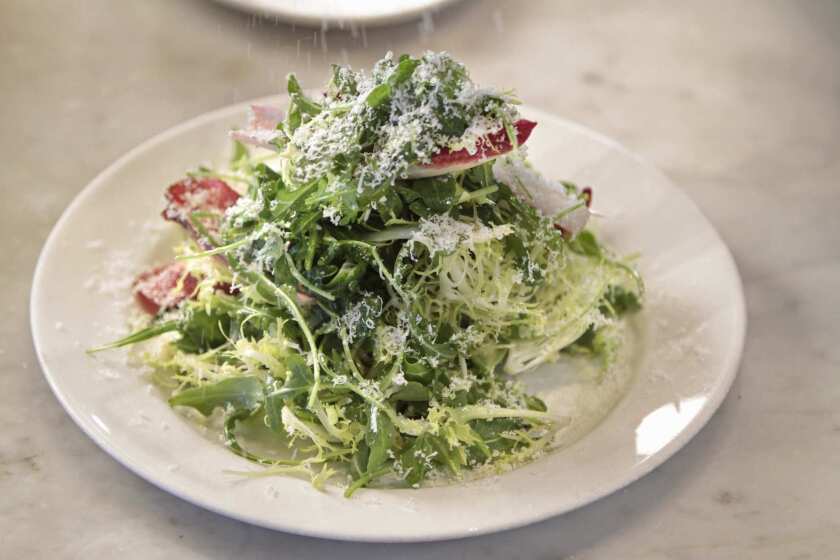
[31,98,745,542]
[213,0,460,27]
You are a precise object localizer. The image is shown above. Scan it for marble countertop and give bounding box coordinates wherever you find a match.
[2,1,838,558]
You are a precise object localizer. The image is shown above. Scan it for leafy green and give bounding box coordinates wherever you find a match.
[603,285,642,316]
[365,409,395,472]
[390,382,431,402]
[169,376,263,416]
[174,306,231,353]
[569,230,602,258]
[96,51,643,497]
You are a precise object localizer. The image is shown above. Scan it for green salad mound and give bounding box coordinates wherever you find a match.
[100,52,642,496]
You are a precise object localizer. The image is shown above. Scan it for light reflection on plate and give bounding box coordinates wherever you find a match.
[90,414,112,436]
[636,396,707,457]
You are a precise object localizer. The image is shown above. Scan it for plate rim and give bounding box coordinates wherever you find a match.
[30,98,747,542]
[212,0,461,27]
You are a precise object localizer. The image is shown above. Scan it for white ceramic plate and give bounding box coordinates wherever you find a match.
[213,0,460,27]
[31,99,746,542]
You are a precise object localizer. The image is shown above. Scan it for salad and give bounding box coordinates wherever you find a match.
[95,52,642,496]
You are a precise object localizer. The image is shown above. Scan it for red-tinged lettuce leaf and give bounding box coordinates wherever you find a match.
[133,262,237,315]
[162,177,240,249]
[406,119,537,179]
[229,104,284,148]
[133,262,198,315]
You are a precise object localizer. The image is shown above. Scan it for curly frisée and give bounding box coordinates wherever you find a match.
[93,51,642,496]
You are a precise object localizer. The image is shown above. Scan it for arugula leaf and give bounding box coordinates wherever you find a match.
[603,285,642,316]
[389,57,420,87]
[175,306,230,354]
[87,321,178,353]
[569,230,602,258]
[169,376,263,416]
[287,73,303,96]
[403,176,457,217]
[365,408,395,472]
[365,83,392,108]
[390,382,431,402]
[403,358,433,383]
[365,56,420,108]
[397,434,439,485]
[230,140,249,169]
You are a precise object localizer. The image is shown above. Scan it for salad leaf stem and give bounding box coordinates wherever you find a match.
[283,252,335,301]
[239,268,323,410]
[87,321,178,353]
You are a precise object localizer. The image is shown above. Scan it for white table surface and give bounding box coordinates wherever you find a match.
[3,1,839,558]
